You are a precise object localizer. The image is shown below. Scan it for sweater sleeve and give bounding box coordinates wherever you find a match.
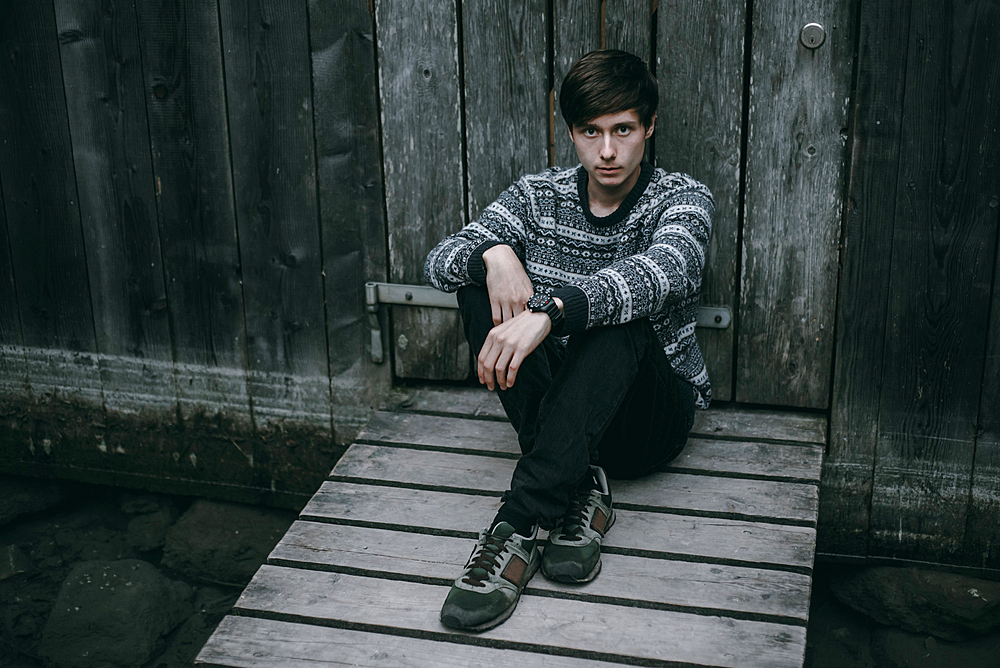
[552,175,714,333]
[423,179,532,292]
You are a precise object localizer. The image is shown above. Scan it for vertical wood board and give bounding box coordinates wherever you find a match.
[376,0,467,380]
[462,0,550,219]
[605,0,653,64]
[737,0,854,408]
[657,0,746,403]
[552,0,601,168]
[0,177,28,397]
[820,0,912,557]
[306,0,391,432]
[54,0,176,415]
[135,0,251,424]
[219,0,331,428]
[0,2,97,357]
[870,0,1000,562]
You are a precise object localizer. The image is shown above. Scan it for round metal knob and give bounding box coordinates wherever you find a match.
[800,23,826,49]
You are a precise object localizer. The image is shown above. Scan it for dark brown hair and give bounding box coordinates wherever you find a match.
[559,50,658,129]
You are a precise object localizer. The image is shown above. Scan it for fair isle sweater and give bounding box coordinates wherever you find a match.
[424,162,715,409]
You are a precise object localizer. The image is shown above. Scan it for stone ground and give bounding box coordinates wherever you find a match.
[2,473,999,668]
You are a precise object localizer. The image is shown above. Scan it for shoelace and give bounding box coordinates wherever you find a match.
[556,489,596,543]
[461,533,508,588]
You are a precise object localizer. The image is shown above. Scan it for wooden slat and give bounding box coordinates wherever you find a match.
[197,616,614,668]
[270,521,813,621]
[235,566,807,668]
[381,391,827,444]
[0,178,21,350]
[657,0,746,403]
[552,0,601,168]
[736,0,854,407]
[307,0,392,437]
[135,0,251,424]
[332,444,818,523]
[821,0,910,558]
[869,0,1000,562]
[356,412,823,481]
[301,482,815,569]
[54,0,175,416]
[218,0,331,429]
[605,0,653,63]
[462,0,549,220]
[0,2,100,396]
[376,0,467,381]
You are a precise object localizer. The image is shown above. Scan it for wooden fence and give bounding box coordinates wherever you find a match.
[0,0,998,569]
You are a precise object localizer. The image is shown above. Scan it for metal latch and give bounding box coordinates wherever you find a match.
[365,281,731,363]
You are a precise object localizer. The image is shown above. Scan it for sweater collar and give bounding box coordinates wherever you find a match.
[577,161,654,227]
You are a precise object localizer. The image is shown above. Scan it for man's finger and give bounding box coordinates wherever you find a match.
[494,348,513,390]
[490,299,502,326]
[506,352,524,388]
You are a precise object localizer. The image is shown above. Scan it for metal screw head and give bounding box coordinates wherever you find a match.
[800,23,826,49]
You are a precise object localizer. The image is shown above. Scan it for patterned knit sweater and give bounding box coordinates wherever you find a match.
[424,162,715,408]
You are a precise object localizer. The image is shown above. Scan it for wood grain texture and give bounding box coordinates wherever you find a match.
[869,0,1000,563]
[197,616,616,668]
[332,443,818,522]
[737,0,854,408]
[605,0,653,63]
[552,0,601,168]
[0,2,97,359]
[307,0,387,383]
[668,439,823,483]
[271,521,813,621]
[0,179,28,396]
[376,0,467,380]
[302,481,816,568]
[135,0,251,424]
[968,190,1000,567]
[657,0,746,403]
[462,0,550,219]
[236,566,807,668]
[820,0,911,558]
[54,0,175,415]
[218,0,330,428]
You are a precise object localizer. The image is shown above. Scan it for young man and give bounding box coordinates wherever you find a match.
[424,50,714,631]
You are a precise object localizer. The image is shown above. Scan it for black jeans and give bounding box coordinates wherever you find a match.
[458,285,695,529]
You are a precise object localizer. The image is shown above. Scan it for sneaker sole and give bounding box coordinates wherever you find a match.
[440,558,540,632]
[540,510,616,584]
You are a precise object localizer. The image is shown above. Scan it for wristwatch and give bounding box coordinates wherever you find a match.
[526,293,564,334]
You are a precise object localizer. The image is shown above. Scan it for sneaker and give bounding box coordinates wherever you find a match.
[541,465,615,583]
[439,521,540,631]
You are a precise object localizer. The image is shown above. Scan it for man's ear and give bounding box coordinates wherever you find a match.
[566,123,575,144]
[644,114,657,139]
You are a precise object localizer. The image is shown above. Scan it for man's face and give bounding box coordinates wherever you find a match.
[569,109,655,194]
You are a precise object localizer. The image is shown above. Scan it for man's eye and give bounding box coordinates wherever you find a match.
[584,129,597,136]
[617,126,631,135]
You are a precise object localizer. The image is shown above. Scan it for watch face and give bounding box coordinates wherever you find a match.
[527,293,548,311]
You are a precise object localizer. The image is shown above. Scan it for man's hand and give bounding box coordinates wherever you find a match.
[483,245,534,325]
[478,309,551,391]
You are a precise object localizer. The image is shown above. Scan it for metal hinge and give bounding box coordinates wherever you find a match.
[365,282,731,363]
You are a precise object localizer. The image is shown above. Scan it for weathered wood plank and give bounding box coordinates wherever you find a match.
[376,0,467,381]
[0,181,28,397]
[332,443,818,522]
[302,482,816,568]
[54,0,175,416]
[605,0,652,63]
[218,0,330,429]
[0,2,100,394]
[197,616,615,668]
[307,0,391,433]
[135,0,251,425]
[271,521,813,621]
[552,0,601,168]
[820,0,911,558]
[669,439,823,483]
[462,0,549,218]
[870,0,1000,563]
[657,0,745,403]
[236,566,807,668]
[380,390,828,443]
[355,411,824,480]
[737,0,854,407]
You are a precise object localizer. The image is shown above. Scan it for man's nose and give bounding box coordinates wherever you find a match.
[600,134,616,159]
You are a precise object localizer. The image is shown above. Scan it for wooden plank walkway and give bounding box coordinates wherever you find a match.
[196,387,826,668]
